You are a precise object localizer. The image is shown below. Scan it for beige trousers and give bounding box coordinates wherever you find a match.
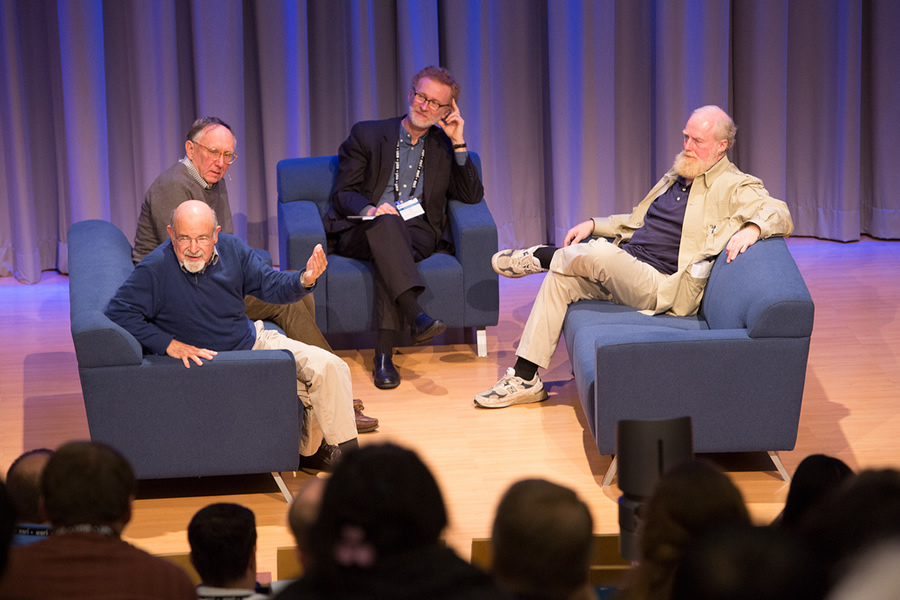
[515,239,667,369]
[252,321,356,455]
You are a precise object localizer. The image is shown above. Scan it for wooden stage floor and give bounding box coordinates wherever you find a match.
[1,236,899,579]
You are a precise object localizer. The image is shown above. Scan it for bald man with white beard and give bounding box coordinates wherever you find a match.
[107,200,358,471]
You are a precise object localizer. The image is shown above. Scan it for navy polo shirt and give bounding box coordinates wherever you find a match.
[622,176,690,275]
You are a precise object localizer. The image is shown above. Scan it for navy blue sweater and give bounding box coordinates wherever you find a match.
[106,234,311,356]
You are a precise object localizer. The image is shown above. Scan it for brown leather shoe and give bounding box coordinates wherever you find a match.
[354,399,379,433]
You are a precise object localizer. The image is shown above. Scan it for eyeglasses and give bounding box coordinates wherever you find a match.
[192,141,237,165]
[411,91,451,112]
[175,234,213,245]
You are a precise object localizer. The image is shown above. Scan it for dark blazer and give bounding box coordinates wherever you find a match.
[324,116,484,243]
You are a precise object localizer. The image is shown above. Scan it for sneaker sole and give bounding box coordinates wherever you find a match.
[474,388,549,409]
[491,250,528,279]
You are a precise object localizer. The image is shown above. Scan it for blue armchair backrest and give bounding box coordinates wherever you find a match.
[276,155,340,218]
[276,152,484,218]
[68,220,144,367]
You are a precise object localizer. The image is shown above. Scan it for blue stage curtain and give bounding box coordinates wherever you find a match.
[0,0,895,284]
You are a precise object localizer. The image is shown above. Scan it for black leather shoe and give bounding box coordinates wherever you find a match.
[373,353,400,389]
[298,441,341,473]
[411,312,446,345]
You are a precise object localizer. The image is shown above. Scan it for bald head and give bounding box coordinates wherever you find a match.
[690,105,736,150]
[6,449,54,523]
[167,200,220,273]
[288,476,326,567]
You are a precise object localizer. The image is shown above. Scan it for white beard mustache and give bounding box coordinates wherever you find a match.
[407,105,439,130]
[182,252,206,273]
[673,151,718,180]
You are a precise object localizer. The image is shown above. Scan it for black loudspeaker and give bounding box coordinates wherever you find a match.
[616,416,694,561]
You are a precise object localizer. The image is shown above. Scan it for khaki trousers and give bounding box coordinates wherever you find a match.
[244,293,332,351]
[252,321,356,455]
[516,239,666,369]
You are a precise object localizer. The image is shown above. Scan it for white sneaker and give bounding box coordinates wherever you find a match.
[491,246,547,278]
[474,368,549,408]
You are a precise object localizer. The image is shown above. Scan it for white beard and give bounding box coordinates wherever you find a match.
[673,151,719,180]
[407,105,441,131]
[181,252,207,273]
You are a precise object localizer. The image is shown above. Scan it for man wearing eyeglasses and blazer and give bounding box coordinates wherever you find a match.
[325,66,485,390]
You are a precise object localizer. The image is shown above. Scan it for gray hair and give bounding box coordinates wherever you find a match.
[186,116,235,145]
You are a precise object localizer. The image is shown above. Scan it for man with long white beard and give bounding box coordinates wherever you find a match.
[476,105,794,409]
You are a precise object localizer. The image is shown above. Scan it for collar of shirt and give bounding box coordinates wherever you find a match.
[180,155,213,190]
[178,245,220,275]
[400,121,428,147]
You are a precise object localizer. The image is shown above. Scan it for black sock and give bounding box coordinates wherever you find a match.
[377,329,395,357]
[514,357,539,381]
[396,289,423,321]
[338,438,359,452]
[533,246,558,270]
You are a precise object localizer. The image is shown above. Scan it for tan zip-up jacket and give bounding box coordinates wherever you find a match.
[591,156,794,316]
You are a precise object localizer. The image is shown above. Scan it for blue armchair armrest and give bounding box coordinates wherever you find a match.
[449,199,499,327]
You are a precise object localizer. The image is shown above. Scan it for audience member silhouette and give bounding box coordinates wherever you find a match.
[616,460,751,600]
[774,453,853,530]
[5,449,53,546]
[491,479,595,600]
[826,540,900,600]
[671,524,826,600]
[799,468,900,591]
[273,442,509,600]
[0,480,14,579]
[0,440,196,599]
[189,502,270,599]
[287,476,326,573]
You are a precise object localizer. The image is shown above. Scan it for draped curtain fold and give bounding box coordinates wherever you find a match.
[1,0,896,284]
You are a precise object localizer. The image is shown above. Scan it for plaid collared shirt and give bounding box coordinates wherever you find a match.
[180,156,212,190]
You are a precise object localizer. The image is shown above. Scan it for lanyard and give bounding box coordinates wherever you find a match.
[393,139,425,204]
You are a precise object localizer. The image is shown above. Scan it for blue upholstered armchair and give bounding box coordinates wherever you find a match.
[276,153,499,356]
[67,220,301,500]
[562,237,815,485]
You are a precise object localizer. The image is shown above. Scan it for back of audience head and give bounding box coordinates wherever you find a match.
[491,478,593,600]
[638,460,750,561]
[188,503,257,588]
[800,468,900,588]
[0,480,14,577]
[826,541,900,600]
[288,476,326,570]
[6,448,54,525]
[41,440,135,532]
[307,443,447,579]
[620,460,750,600]
[672,524,826,600]
[777,453,853,530]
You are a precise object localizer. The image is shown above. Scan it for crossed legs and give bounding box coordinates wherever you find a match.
[476,239,665,408]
